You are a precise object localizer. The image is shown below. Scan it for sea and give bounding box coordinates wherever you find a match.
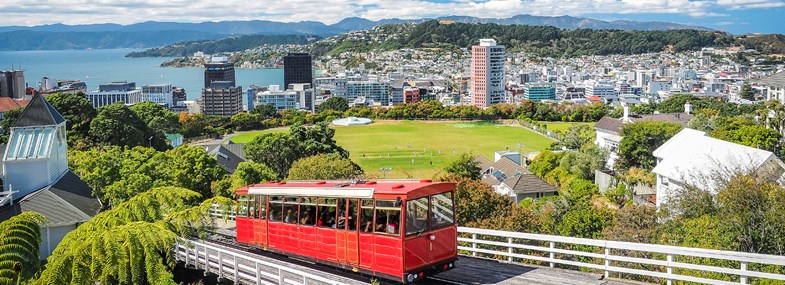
[0,48,284,101]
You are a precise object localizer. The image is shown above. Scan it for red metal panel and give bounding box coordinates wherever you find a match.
[267,222,283,249]
[374,234,403,276]
[317,228,337,261]
[336,231,347,263]
[430,226,457,263]
[403,235,430,271]
[236,217,253,244]
[346,231,359,265]
[253,219,267,246]
[300,226,318,258]
[358,233,374,269]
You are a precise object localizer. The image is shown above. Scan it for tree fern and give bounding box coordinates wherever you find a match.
[0,212,46,285]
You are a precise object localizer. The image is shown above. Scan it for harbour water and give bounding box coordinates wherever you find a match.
[0,48,284,101]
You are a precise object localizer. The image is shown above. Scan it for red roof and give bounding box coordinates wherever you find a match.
[586,96,602,102]
[0,98,29,112]
[237,180,455,199]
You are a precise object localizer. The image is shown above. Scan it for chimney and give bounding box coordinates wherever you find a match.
[684,101,693,114]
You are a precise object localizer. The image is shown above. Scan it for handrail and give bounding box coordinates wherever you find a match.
[208,204,785,284]
[175,239,345,285]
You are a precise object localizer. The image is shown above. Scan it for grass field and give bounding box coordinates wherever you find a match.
[538,121,596,134]
[230,120,556,179]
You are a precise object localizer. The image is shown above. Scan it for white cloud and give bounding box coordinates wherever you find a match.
[0,0,780,26]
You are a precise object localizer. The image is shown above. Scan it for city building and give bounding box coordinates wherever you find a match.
[471,39,505,108]
[141,84,173,108]
[523,82,556,102]
[171,87,187,112]
[0,70,25,99]
[86,81,143,108]
[40,78,86,94]
[585,81,617,98]
[204,56,235,88]
[246,85,268,111]
[345,81,389,106]
[562,87,585,100]
[283,53,313,88]
[253,85,313,112]
[289,83,315,112]
[648,81,673,94]
[761,71,785,104]
[200,82,242,116]
[0,94,101,259]
[404,86,420,103]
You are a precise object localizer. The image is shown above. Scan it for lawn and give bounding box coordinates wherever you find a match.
[538,121,596,134]
[230,120,555,179]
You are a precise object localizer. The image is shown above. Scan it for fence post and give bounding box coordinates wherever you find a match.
[740,262,748,284]
[278,268,285,284]
[255,261,261,285]
[472,233,477,257]
[507,237,513,262]
[604,247,610,279]
[233,255,238,282]
[666,254,673,285]
[549,242,555,268]
[184,243,189,266]
[204,246,209,271]
[218,251,223,278]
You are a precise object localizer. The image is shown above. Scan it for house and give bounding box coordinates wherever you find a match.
[0,94,101,259]
[594,103,693,168]
[165,133,183,148]
[476,151,557,203]
[203,142,246,174]
[761,71,785,103]
[651,128,785,210]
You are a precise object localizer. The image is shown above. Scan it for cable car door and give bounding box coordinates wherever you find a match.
[336,199,360,266]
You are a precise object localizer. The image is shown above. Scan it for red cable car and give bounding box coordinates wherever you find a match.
[234,180,458,283]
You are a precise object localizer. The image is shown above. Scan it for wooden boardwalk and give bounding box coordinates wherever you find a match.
[207,219,642,285]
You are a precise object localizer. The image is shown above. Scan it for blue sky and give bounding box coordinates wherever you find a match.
[0,0,782,34]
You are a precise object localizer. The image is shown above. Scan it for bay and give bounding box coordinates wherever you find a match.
[0,48,283,102]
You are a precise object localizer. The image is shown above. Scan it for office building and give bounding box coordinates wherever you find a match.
[523,82,556,102]
[253,85,312,112]
[200,82,243,116]
[142,84,173,107]
[284,53,313,88]
[562,87,585,100]
[171,87,187,112]
[345,81,389,106]
[288,83,315,112]
[404,86,420,103]
[471,39,505,108]
[86,81,143,108]
[246,85,268,111]
[204,56,235,88]
[586,81,617,98]
[0,70,25,99]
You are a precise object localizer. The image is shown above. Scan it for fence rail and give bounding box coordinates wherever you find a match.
[207,204,785,284]
[175,239,344,285]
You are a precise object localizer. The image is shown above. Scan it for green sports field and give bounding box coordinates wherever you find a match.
[538,121,595,134]
[230,120,555,179]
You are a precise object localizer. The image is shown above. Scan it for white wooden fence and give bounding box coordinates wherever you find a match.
[459,227,785,285]
[176,239,345,285]
[207,204,785,284]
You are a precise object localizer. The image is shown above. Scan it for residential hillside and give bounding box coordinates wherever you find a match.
[125,35,321,57]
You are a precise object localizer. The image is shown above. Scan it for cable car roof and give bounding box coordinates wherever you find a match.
[236,180,454,198]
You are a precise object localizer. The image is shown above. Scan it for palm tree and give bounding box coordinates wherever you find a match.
[0,212,46,285]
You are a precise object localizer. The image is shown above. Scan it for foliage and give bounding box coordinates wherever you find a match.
[287,153,362,180]
[444,152,482,180]
[316,96,349,113]
[740,83,755,101]
[244,123,350,179]
[528,150,566,177]
[552,124,595,150]
[89,102,169,150]
[126,34,319,57]
[558,144,607,180]
[130,101,181,135]
[46,92,96,145]
[657,94,763,116]
[250,104,278,119]
[211,161,277,197]
[0,212,46,285]
[230,112,262,131]
[616,121,683,170]
[0,108,22,144]
[556,205,615,239]
[620,167,657,186]
[709,118,781,153]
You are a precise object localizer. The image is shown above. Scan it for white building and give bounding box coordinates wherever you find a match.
[86,81,143,108]
[648,81,672,94]
[254,85,313,111]
[470,39,506,108]
[651,128,785,210]
[142,84,174,108]
[585,81,616,98]
[761,71,785,104]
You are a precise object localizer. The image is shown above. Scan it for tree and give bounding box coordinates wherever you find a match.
[46,92,96,143]
[89,102,169,150]
[444,152,481,180]
[212,161,277,197]
[553,124,594,150]
[558,144,608,180]
[130,101,181,135]
[529,150,566,177]
[740,83,755,101]
[158,146,226,198]
[617,121,683,170]
[230,112,262,131]
[0,212,46,285]
[317,96,349,113]
[244,123,350,179]
[287,153,361,180]
[251,104,278,118]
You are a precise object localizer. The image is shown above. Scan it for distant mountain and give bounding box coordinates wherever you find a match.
[0,15,715,51]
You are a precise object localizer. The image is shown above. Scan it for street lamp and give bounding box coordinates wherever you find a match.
[380,167,392,179]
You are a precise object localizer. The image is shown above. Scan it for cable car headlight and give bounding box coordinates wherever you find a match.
[407,274,415,283]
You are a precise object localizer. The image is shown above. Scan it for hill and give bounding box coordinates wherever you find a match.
[0,30,226,51]
[125,34,321,57]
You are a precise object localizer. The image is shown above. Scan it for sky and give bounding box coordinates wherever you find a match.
[1,0,783,34]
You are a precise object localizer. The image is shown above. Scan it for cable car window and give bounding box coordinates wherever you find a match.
[430,192,454,230]
[283,197,299,224]
[300,197,317,226]
[336,199,348,230]
[405,197,429,236]
[317,198,337,228]
[361,199,374,233]
[348,199,358,231]
[257,195,266,220]
[375,200,401,235]
[237,195,250,217]
[268,196,283,221]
